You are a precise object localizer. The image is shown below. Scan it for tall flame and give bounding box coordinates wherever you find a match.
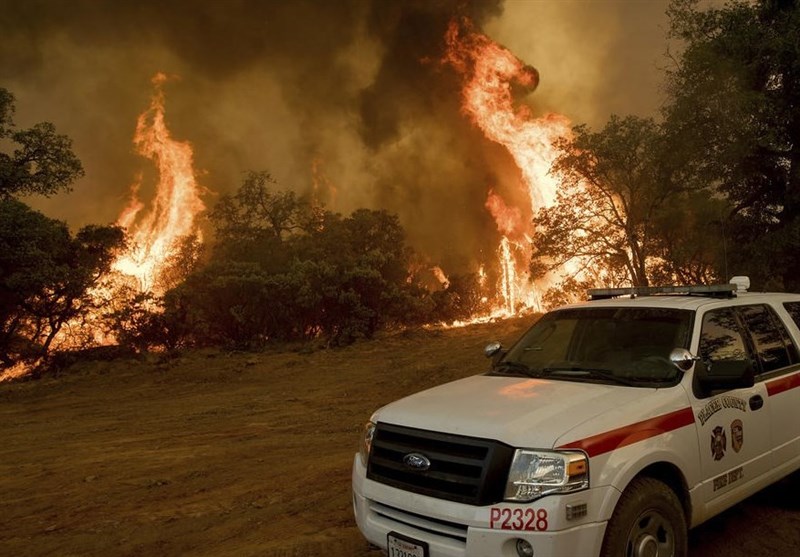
[113,73,205,292]
[444,19,574,316]
[0,76,206,380]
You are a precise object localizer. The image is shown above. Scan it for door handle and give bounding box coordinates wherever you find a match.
[749,395,764,411]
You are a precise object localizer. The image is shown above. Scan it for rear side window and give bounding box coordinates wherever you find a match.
[784,302,800,329]
[738,305,797,373]
[699,308,748,362]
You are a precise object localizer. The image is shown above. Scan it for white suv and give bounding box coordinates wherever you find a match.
[352,279,800,557]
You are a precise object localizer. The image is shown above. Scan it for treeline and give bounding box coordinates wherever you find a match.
[0,93,485,370]
[111,171,488,352]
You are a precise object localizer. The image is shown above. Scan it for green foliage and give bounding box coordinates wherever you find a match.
[0,88,84,198]
[154,174,429,348]
[648,191,727,286]
[664,0,800,289]
[164,262,279,348]
[209,170,320,244]
[0,198,125,367]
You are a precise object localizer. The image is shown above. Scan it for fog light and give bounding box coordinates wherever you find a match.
[515,538,534,557]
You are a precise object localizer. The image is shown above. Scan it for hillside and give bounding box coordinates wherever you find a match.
[1,318,798,556]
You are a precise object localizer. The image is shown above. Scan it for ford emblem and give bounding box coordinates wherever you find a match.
[403,452,431,471]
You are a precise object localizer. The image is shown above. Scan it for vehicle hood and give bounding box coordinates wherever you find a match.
[373,374,651,449]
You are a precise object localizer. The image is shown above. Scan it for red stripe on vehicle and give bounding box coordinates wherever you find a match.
[766,372,800,397]
[557,407,696,458]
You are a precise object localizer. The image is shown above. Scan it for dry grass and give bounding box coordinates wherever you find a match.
[1,316,798,556]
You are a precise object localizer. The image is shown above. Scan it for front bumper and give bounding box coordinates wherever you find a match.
[353,455,613,557]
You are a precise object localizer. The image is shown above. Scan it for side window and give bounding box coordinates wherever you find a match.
[769,305,800,365]
[699,308,749,362]
[784,302,800,329]
[738,305,796,373]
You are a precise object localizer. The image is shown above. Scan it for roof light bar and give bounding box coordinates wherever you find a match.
[587,283,738,301]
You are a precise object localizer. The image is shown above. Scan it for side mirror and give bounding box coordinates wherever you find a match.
[484,342,506,369]
[694,358,755,395]
[484,341,502,359]
[669,348,698,372]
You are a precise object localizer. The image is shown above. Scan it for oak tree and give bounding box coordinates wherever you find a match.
[0,88,83,198]
[664,0,800,289]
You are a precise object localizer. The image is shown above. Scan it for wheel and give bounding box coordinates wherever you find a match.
[601,476,687,557]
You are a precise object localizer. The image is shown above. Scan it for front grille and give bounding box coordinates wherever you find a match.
[367,423,515,505]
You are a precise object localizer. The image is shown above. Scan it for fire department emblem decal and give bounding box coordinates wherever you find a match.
[731,419,744,453]
[711,426,727,461]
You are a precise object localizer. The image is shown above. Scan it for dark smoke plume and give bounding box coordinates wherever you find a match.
[0,0,674,274]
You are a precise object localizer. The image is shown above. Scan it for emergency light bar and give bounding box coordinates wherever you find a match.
[588,283,738,301]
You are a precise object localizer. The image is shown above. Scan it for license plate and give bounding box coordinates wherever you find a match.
[387,531,429,557]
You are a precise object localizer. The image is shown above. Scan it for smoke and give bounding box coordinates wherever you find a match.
[0,0,676,275]
[484,1,675,128]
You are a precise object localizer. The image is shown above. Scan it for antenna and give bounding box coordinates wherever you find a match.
[720,215,729,282]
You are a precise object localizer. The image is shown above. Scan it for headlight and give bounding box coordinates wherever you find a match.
[359,421,376,467]
[504,450,589,502]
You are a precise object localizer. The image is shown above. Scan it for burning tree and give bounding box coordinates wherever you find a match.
[530,115,725,290]
[1,75,210,375]
[444,18,725,297]
[443,18,719,311]
[530,116,668,288]
[0,89,125,372]
[102,75,209,354]
[0,203,125,364]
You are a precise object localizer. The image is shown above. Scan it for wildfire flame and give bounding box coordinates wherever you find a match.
[113,73,205,293]
[0,75,206,381]
[443,19,574,318]
[431,266,451,289]
[311,156,338,211]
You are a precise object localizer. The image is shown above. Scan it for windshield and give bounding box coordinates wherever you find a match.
[493,306,693,386]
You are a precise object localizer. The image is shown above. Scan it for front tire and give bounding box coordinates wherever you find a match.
[601,476,687,557]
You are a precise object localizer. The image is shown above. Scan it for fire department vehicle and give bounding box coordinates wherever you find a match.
[352,277,800,557]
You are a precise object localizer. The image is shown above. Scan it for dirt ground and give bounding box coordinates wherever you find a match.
[1,318,799,557]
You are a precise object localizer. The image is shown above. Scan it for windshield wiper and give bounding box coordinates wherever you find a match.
[492,360,539,377]
[542,366,638,387]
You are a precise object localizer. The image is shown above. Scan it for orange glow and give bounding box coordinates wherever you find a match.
[444,19,575,320]
[311,156,338,210]
[431,266,451,289]
[1,75,207,379]
[113,73,205,293]
[485,189,523,237]
[0,361,34,383]
[499,378,548,400]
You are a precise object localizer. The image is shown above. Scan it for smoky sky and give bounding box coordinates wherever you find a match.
[1,0,680,275]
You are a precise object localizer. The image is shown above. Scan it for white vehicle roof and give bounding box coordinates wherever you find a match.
[561,291,800,312]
